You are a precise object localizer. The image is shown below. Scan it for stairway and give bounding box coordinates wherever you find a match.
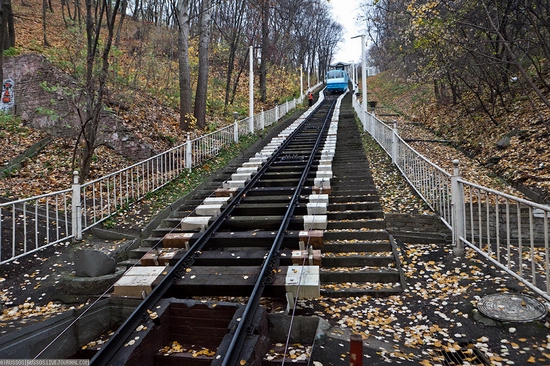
[320,94,405,297]
[120,111,301,268]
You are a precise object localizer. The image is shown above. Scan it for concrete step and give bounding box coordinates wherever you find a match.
[322,254,395,267]
[320,100,406,298]
[320,269,401,283]
[322,241,393,253]
[325,210,384,220]
[327,219,386,230]
[328,194,381,203]
[324,229,389,241]
[328,202,382,211]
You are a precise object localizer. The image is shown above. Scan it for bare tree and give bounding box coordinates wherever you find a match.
[194,0,212,129]
[213,0,248,109]
[75,0,122,182]
[173,0,193,130]
[42,0,50,46]
[0,0,15,83]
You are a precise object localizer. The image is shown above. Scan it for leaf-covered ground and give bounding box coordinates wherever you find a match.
[1,100,549,365]
[2,4,550,361]
[368,72,550,201]
[302,243,550,365]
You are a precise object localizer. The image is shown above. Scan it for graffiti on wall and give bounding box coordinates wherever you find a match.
[1,79,14,111]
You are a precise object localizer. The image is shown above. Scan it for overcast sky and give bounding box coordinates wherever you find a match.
[329,0,364,64]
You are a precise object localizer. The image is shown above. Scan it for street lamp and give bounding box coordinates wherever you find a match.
[233,111,239,143]
[351,34,367,131]
[300,64,303,101]
[249,45,254,133]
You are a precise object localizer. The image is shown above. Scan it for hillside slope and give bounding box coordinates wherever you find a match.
[368,72,550,203]
[1,0,301,199]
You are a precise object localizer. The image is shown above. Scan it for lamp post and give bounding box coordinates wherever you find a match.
[300,64,303,101]
[233,111,239,143]
[352,34,367,131]
[349,61,355,88]
[249,45,254,133]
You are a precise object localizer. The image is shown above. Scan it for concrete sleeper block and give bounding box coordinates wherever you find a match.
[303,215,327,230]
[181,216,211,231]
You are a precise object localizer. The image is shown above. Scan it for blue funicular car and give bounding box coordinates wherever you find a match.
[326,62,350,93]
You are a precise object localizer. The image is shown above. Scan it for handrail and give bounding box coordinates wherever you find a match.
[89,91,327,365]
[353,92,550,301]
[0,83,322,265]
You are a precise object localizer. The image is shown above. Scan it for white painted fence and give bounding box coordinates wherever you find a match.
[0,87,317,265]
[353,94,550,301]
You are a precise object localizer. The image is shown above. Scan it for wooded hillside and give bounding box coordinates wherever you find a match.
[362,0,550,201]
[0,0,342,197]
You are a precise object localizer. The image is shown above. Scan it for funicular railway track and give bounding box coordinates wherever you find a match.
[89,96,341,365]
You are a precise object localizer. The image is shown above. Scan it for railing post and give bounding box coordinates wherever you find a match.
[452,159,465,256]
[365,112,372,135]
[233,112,239,144]
[391,121,399,165]
[260,108,265,130]
[185,132,192,171]
[275,103,279,121]
[350,334,363,366]
[369,112,374,132]
[71,171,82,241]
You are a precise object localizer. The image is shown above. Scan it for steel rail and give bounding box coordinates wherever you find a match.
[220,98,337,365]
[89,100,330,366]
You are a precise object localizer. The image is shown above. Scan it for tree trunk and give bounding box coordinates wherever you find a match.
[194,0,211,129]
[259,0,269,103]
[132,0,140,21]
[0,0,4,84]
[223,0,246,109]
[42,0,50,46]
[61,0,68,26]
[175,0,193,130]
[482,1,550,134]
[115,0,127,47]
[6,0,13,47]
[78,0,121,183]
[0,0,13,83]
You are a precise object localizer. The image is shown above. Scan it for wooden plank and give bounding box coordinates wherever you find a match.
[232,203,311,216]
[170,266,292,297]
[221,216,304,230]
[168,317,232,328]
[159,230,307,251]
[154,353,213,366]
[245,186,312,196]
[169,249,306,266]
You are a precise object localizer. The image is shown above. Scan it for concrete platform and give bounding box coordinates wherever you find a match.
[181,216,211,231]
[306,202,327,215]
[113,266,167,297]
[285,265,320,298]
[308,194,329,204]
[196,203,223,217]
[303,215,327,230]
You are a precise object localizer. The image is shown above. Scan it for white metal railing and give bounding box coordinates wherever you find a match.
[0,84,321,265]
[353,93,550,301]
[0,190,73,263]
